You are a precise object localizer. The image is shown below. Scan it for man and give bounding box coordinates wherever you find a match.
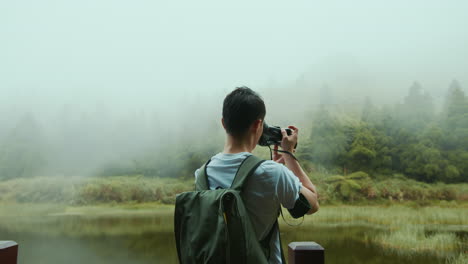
[195,86,319,264]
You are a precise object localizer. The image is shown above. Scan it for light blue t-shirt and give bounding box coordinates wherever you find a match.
[194,152,302,264]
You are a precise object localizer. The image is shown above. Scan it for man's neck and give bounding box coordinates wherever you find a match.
[223,135,254,154]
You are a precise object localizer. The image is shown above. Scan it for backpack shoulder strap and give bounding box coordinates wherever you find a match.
[195,159,211,191]
[230,155,265,191]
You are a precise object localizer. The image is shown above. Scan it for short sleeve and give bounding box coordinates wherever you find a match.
[194,167,201,182]
[263,161,302,209]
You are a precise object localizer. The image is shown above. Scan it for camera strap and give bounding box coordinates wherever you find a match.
[268,145,299,161]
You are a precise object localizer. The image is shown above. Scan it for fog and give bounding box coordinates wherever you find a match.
[1,0,467,176]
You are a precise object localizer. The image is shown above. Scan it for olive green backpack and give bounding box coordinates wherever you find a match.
[174,155,285,264]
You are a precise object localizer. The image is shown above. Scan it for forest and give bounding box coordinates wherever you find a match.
[302,80,468,183]
[0,80,466,185]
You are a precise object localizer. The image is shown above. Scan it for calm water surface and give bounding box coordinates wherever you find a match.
[0,214,454,264]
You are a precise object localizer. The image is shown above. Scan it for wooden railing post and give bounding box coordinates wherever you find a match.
[0,241,18,264]
[288,241,324,264]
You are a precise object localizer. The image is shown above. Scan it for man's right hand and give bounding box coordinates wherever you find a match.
[280,126,298,152]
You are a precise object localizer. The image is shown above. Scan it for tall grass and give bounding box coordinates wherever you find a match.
[374,225,460,256]
[0,174,466,206]
[311,172,468,204]
[0,175,193,205]
[291,205,467,228]
[75,176,191,205]
[446,253,468,264]
[0,176,78,203]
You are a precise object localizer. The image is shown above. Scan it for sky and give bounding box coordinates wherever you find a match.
[1,0,468,115]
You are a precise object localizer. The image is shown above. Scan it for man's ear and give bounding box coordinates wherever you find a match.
[251,119,262,132]
[221,118,226,129]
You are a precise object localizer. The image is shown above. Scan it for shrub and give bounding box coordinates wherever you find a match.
[0,174,466,205]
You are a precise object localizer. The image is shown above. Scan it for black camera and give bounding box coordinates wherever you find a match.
[258,123,293,146]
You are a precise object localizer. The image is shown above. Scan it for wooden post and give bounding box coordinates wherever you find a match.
[0,241,18,264]
[288,241,324,264]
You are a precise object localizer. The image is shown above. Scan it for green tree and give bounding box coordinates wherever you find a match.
[399,140,450,182]
[440,80,468,151]
[368,128,393,174]
[445,150,468,182]
[438,80,468,182]
[346,125,376,172]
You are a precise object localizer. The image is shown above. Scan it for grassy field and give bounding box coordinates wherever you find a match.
[0,175,466,206]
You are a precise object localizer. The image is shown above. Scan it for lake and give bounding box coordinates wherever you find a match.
[1,208,464,264]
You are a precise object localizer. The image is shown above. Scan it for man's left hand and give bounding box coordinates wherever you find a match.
[273,144,285,164]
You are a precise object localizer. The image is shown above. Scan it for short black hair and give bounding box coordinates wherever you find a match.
[222,86,266,137]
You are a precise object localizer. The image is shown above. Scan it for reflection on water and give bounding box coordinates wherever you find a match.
[0,214,453,264]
